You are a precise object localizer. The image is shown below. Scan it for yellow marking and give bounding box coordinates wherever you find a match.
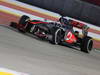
[79,35,100,41]
[1,9,21,17]
[0,72,13,75]
[93,38,100,41]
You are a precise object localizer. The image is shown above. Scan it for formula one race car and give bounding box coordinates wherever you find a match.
[10,15,93,53]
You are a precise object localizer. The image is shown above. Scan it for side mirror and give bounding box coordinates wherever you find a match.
[82,25,89,37]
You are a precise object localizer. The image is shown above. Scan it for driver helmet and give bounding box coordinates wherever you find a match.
[59,17,68,25]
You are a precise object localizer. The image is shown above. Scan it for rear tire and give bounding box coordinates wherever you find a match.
[18,15,30,33]
[80,36,93,53]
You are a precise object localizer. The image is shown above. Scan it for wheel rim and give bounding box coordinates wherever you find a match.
[55,29,61,44]
[87,39,93,52]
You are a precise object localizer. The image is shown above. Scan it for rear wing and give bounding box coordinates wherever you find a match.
[70,20,89,36]
[70,20,89,30]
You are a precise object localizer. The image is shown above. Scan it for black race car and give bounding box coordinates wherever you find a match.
[10,15,93,53]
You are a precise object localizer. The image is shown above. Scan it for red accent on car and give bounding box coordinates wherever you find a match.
[70,20,85,29]
[30,21,48,24]
[17,24,25,30]
[64,31,77,44]
[35,32,46,38]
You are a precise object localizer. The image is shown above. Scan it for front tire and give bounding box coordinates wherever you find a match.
[80,36,93,53]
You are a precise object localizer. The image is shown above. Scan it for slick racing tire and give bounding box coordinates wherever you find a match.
[18,15,30,33]
[80,36,93,53]
[50,27,62,45]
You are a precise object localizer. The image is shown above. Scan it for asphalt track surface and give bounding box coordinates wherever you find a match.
[0,25,100,75]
